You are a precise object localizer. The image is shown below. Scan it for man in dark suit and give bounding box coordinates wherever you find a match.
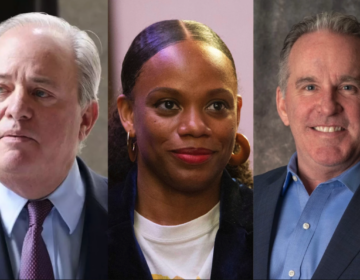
[0,13,107,279]
[255,12,360,279]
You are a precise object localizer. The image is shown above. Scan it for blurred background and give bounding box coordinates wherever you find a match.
[109,0,254,168]
[254,0,360,175]
[0,0,108,176]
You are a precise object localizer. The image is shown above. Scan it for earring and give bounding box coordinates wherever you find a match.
[228,133,250,166]
[127,131,137,162]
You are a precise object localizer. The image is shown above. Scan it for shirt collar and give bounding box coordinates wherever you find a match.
[0,159,85,236]
[283,152,360,195]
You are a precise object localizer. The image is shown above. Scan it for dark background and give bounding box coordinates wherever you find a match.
[254,0,360,175]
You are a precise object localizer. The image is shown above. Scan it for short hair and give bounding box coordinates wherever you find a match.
[0,12,101,108]
[279,12,360,96]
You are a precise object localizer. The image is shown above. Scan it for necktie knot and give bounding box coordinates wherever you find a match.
[27,199,53,227]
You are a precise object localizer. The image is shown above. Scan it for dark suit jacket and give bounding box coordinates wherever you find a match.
[0,157,108,280]
[254,166,360,279]
[108,167,253,279]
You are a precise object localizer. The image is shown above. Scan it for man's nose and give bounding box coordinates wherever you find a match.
[177,107,211,137]
[317,87,343,116]
[4,88,34,120]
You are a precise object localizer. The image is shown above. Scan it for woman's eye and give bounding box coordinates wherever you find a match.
[33,89,49,98]
[207,101,226,111]
[157,100,180,110]
[305,85,315,91]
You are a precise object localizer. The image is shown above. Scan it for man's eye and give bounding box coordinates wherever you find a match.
[0,86,8,94]
[207,101,226,111]
[343,85,354,90]
[157,100,180,110]
[305,85,315,91]
[33,89,49,98]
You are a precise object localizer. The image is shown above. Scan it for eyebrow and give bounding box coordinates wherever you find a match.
[295,76,318,89]
[338,75,360,85]
[147,87,234,98]
[0,74,57,88]
[0,74,11,80]
[30,77,57,88]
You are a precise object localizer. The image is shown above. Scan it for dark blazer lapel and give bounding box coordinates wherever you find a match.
[108,167,152,279]
[211,171,253,280]
[312,186,360,279]
[77,158,108,280]
[0,225,14,279]
[254,167,287,279]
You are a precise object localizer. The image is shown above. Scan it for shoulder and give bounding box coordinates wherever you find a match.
[76,157,108,211]
[221,171,253,231]
[254,166,287,189]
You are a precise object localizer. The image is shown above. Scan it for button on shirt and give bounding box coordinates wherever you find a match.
[0,160,85,279]
[270,153,360,279]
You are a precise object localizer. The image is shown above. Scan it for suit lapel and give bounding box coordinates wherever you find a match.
[211,171,253,279]
[108,167,152,279]
[254,167,286,279]
[0,224,14,279]
[312,187,360,279]
[77,159,108,280]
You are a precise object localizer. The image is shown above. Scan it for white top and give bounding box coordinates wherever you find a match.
[0,160,85,279]
[134,202,220,280]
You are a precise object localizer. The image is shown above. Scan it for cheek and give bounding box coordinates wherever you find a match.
[134,110,174,153]
[212,118,237,152]
[38,108,81,145]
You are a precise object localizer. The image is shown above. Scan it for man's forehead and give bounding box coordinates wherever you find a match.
[0,24,78,92]
[0,24,73,54]
[288,31,360,76]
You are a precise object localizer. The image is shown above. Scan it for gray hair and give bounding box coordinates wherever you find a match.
[279,12,360,96]
[0,12,101,108]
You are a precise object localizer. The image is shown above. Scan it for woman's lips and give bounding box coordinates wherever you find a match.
[171,148,214,164]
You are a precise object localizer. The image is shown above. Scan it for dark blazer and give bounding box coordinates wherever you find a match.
[0,157,108,280]
[254,166,360,279]
[108,167,253,280]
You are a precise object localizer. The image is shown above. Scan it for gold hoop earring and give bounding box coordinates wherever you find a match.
[127,131,137,162]
[228,133,250,166]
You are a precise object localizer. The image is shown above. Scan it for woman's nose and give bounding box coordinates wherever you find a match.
[177,107,211,137]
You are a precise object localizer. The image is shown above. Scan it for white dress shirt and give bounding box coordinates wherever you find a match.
[0,160,86,279]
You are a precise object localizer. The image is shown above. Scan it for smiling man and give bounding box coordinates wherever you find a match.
[0,13,107,279]
[254,13,360,279]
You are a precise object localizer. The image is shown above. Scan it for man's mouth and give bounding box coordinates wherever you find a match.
[312,126,344,132]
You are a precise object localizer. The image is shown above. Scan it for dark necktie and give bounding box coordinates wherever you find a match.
[19,199,55,280]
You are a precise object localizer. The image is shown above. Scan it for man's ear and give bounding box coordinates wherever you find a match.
[236,95,242,127]
[276,86,290,126]
[79,101,99,141]
[117,94,135,136]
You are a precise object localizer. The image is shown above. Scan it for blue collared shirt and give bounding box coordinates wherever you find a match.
[269,153,360,279]
[0,160,85,279]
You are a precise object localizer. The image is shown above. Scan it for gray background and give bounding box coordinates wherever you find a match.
[254,0,360,175]
[58,0,108,176]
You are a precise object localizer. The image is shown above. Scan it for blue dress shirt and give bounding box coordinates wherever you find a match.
[270,153,360,279]
[0,160,85,279]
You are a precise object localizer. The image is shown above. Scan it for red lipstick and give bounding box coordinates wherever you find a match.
[171,148,214,164]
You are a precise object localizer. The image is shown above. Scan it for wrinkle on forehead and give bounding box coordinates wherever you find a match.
[0,25,78,92]
[289,31,360,84]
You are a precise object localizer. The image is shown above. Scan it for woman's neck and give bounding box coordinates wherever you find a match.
[135,165,222,226]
